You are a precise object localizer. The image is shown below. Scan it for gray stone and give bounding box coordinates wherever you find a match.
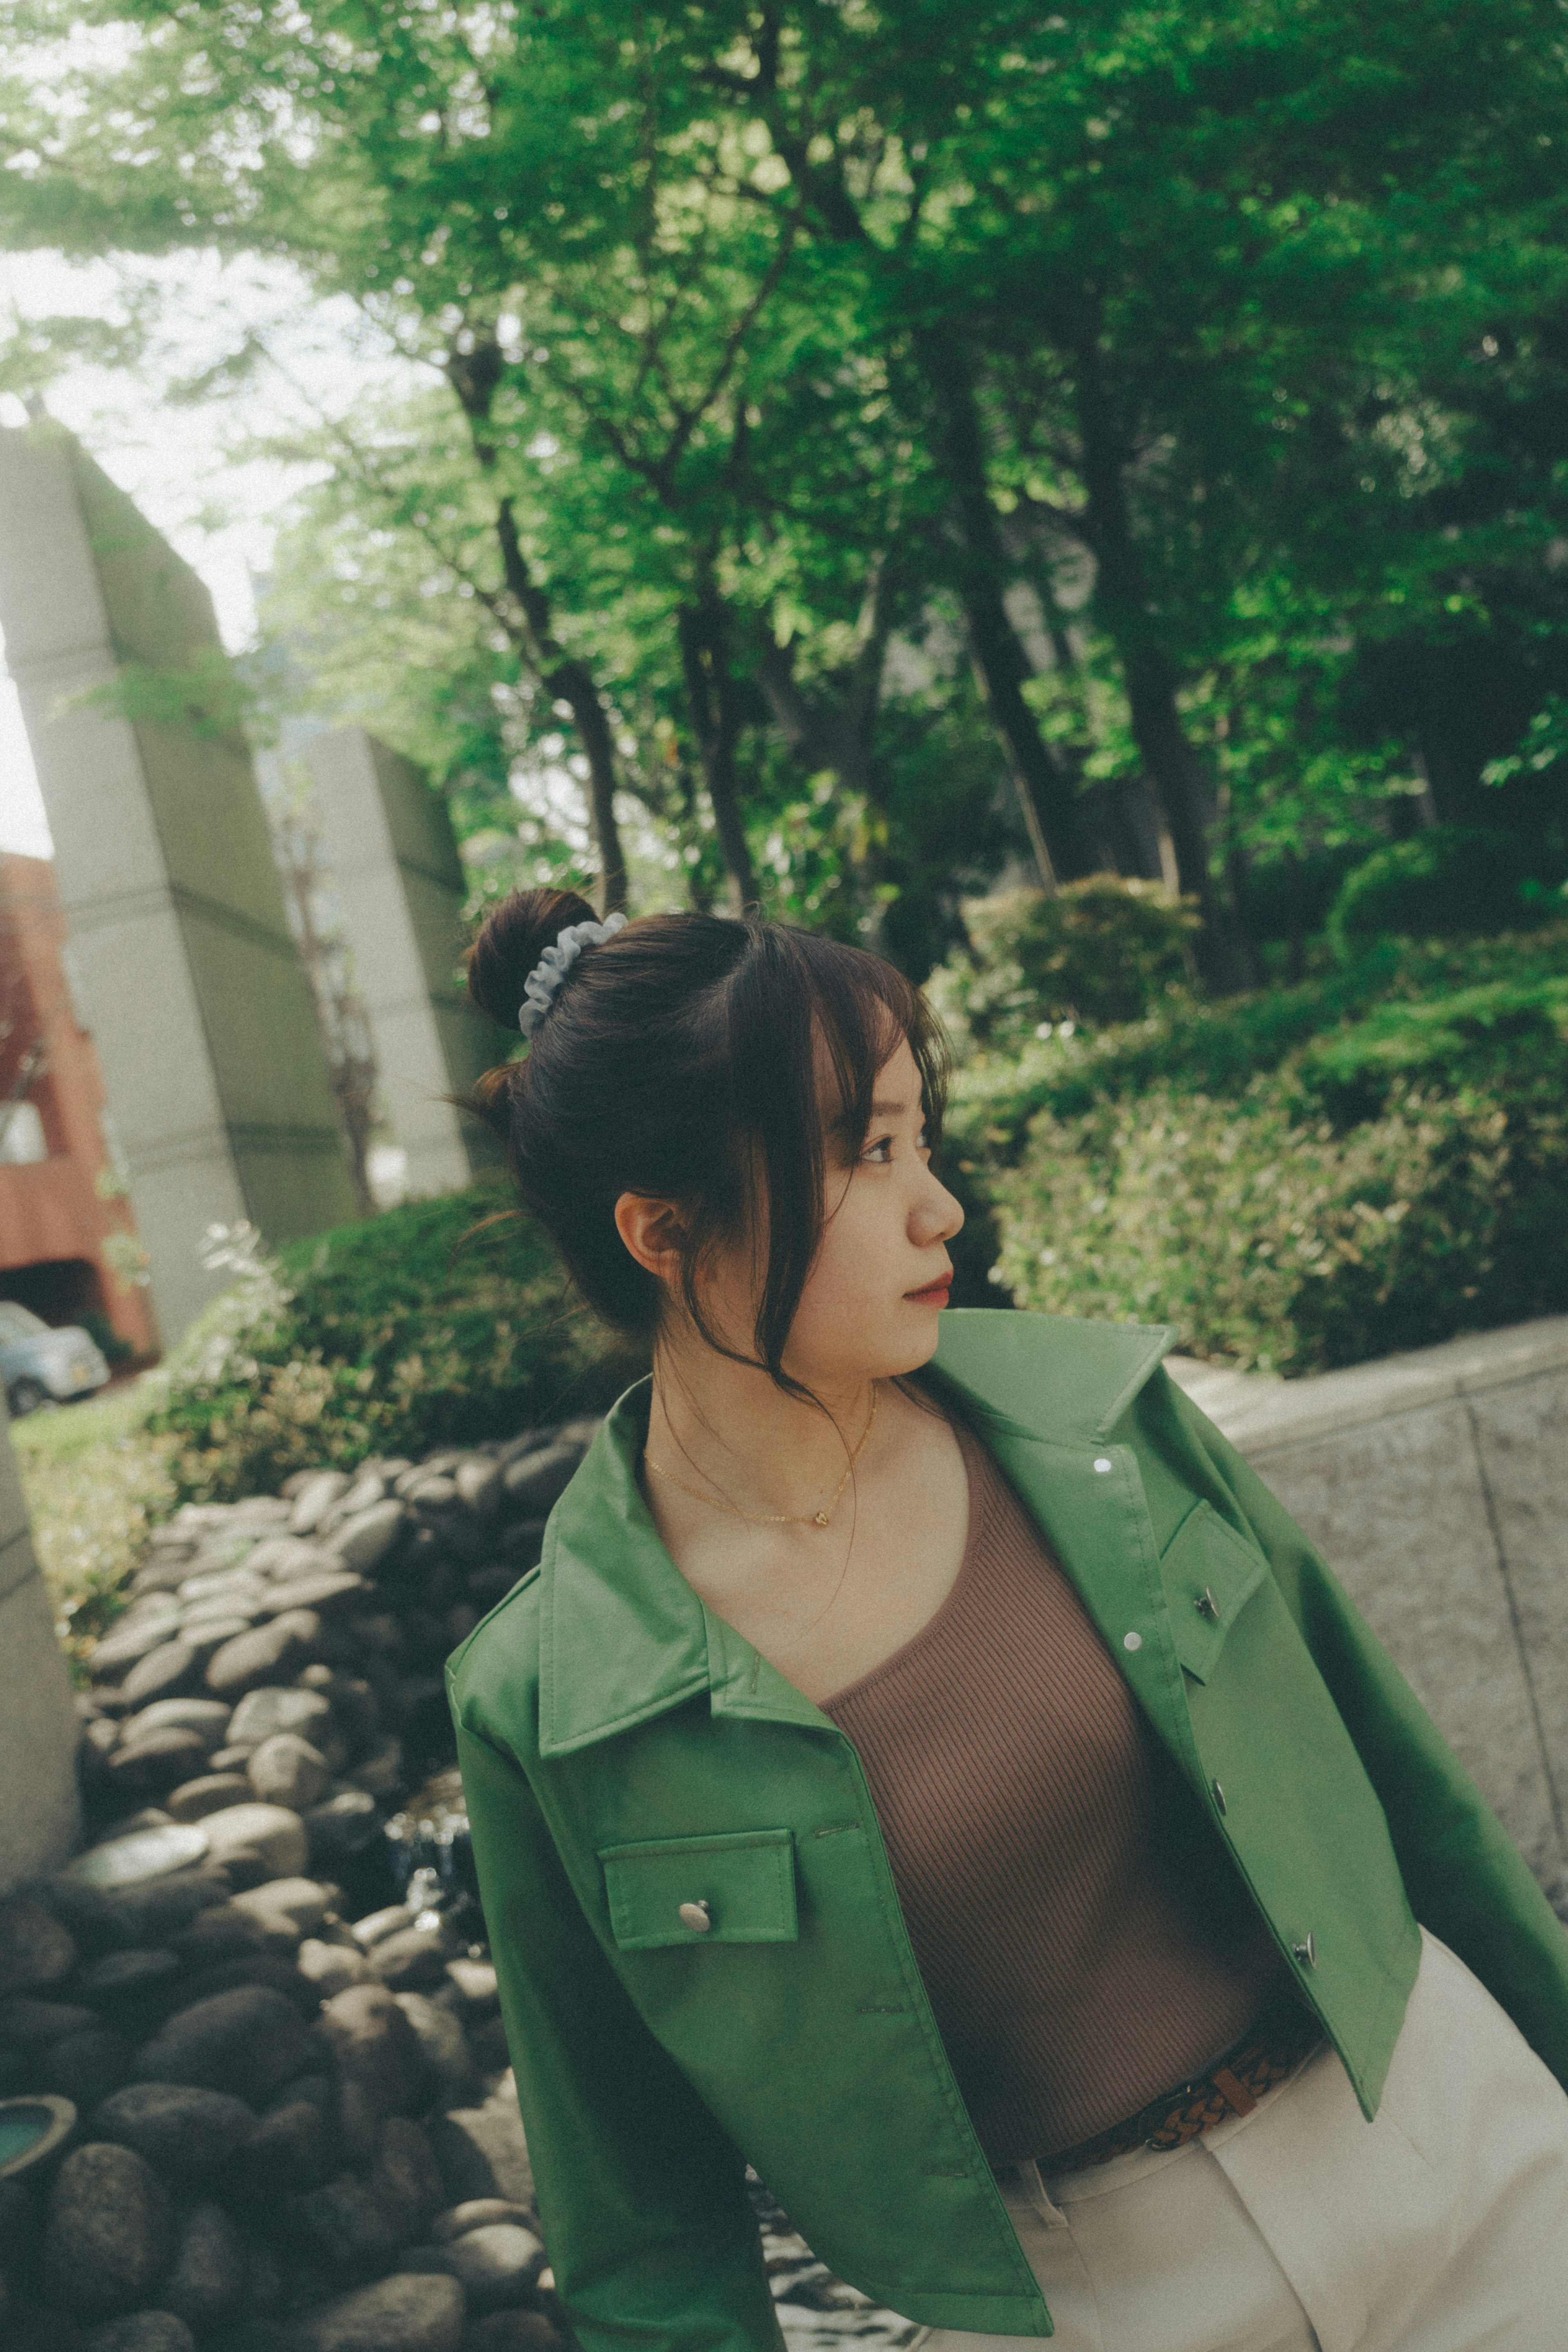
[393,1994,479,2111]
[230,1878,331,1945]
[499,1445,579,1516]
[166,1775,254,1824]
[207,1614,323,1701]
[247,1734,330,1813]
[370,2115,446,2245]
[107,1727,208,1791]
[454,1459,503,1520]
[81,2318,197,2352]
[104,1868,230,1945]
[329,1502,408,1577]
[178,1565,266,1606]
[93,1613,184,1678]
[228,1688,339,1759]
[294,2170,403,2276]
[399,2224,544,2313]
[132,1986,316,2102]
[69,1825,211,1894]
[200,1805,310,1879]
[0,1993,97,2042]
[226,2090,336,2198]
[0,1898,76,1995]
[443,1959,498,2015]
[260,1574,368,1621]
[317,1984,430,2119]
[75,1948,182,2003]
[160,2199,250,2328]
[430,2201,534,2244]
[171,1902,267,1964]
[351,1905,411,1950]
[296,1937,371,1998]
[42,2141,175,2316]
[125,1701,232,1748]
[38,2025,133,2107]
[290,1474,350,1538]
[120,1645,201,1708]
[427,2081,534,2214]
[94,2082,256,2180]
[280,2272,464,2352]
[370,1929,451,1993]
[348,1739,405,1799]
[303,1791,381,1870]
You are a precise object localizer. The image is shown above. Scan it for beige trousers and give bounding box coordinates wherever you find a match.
[912,1930,1568,2352]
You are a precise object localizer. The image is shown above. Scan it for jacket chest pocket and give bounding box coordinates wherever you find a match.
[599,1828,799,1951]
[1159,1501,1268,1683]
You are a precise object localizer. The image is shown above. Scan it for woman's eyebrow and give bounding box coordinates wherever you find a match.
[869,1097,909,1118]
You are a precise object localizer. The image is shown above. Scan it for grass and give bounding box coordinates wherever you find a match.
[11,1379,177,1675]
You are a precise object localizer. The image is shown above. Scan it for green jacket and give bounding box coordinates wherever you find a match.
[448,1310,1568,2347]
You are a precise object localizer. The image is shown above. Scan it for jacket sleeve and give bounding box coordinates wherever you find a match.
[1154,1370,1568,2085]
[452,1713,786,2352]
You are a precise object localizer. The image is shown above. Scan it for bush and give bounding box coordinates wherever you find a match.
[926,877,1199,1054]
[1327,825,1537,953]
[143,1187,643,1503]
[990,1063,1568,1376]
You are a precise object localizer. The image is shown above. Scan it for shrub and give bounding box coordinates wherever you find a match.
[927,877,1199,1054]
[1327,825,1537,954]
[143,1188,643,1503]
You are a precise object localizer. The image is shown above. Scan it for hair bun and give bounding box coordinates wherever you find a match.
[467,886,599,1031]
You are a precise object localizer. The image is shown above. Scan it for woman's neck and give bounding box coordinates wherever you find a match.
[646,1327,878,1525]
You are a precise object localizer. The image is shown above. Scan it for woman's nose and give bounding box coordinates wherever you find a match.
[912,1173,964,1245]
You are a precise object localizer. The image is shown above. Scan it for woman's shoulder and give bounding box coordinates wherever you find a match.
[445,1560,545,1755]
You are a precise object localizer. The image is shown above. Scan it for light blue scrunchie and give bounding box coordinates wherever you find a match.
[517,911,627,1037]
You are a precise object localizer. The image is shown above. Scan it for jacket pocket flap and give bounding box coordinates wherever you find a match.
[600,1828,798,1950]
[1160,1502,1268,1683]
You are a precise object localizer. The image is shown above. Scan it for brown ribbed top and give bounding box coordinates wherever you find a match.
[823,1422,1287,2162]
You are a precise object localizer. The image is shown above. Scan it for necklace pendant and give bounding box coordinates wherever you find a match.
[813,1510,830,1527]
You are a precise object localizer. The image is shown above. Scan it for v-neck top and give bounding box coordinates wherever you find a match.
[822,1420,1289,2162]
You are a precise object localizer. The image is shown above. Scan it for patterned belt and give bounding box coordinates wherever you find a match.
[1040,1997,1326,2174]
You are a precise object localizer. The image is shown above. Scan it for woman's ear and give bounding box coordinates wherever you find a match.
[614,1193,687,1285]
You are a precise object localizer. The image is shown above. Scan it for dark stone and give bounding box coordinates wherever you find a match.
[403,2223,545,2314]
[428,2201,534,2245]
[131,1986,315,2102]
[38,2027,133,2107]
[426,2083,534,2214]
[227,1690,340,1763]
[165,1776,253,1825]
[391,1997,478,2113]
[103,1871,231,1947]
[0,2174,40,2265]
[93,2082,256,2181]
[367,1931,449,1994]
[317,1986,429,2120]
[80,2319,196,2352]
[160,2200,250,2329]
[0,1901,77,1997]
[225,2093,336,2200]
[302,1672,380,1759]
[75,1951,183,2004]
[207,1615,323,1702]
[127,1701,232,1748]
[161,1954,323,2021]
[42,2142,175,2317]
[200,1806,309,1880]
[499,1445,579,1516]
[281,2274,464,2352]
[107,1727,209,1795]
[169,1904,267,1965]
[38,1877,133,1961]
[292,2171,402,2276]
[496,1520,546,1567]
[246,1736,330,1814]
[327,1503,408,1578]
[120,1646,200,1710]
[370,2117,445,2245]
[303,1792,381,1871]
[4,2298,85,2352]
[260,1575,368,1621]
[460,2316,563,2352]
[0,1996,98,2044]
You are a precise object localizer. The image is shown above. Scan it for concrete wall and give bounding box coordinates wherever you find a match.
[0,1394,79,1890]
[1169,1317,1568,1909]
[307,729,510,1195]
[0,424,357,1343]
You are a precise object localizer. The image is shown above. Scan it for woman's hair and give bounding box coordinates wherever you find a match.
[467,889,949,1388]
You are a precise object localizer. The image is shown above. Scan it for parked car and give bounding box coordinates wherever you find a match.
[0,1302,111,1416]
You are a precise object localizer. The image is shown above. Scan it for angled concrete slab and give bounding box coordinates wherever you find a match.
[0,1395,79,1890]
[0,424,357,1342]
[307,728,510,1195]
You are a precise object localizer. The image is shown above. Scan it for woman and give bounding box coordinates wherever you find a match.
[450,890,1568,2352]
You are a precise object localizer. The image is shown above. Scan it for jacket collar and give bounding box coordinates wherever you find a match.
[536,1309,1173,1757]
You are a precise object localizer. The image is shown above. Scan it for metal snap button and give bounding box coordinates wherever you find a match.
[678,1901,712,1933]
[1211,1780,1227,1815]
[1094,1457,1113,1474]
[1123,1630,1143,1652]
[1195,1586,1219,1621]
[1292,1932,1317,1969]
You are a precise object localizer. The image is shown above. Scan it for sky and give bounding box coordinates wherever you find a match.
[0,246,421,856]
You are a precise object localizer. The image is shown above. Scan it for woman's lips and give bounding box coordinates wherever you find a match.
[905,1274,953,1306]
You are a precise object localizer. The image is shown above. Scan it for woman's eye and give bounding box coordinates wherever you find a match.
[864,1135,895,1164]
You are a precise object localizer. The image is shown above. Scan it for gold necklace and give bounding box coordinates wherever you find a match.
[644,1387,879,1529]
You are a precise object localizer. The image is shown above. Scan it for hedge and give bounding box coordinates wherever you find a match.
[143,1186,643,1503]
